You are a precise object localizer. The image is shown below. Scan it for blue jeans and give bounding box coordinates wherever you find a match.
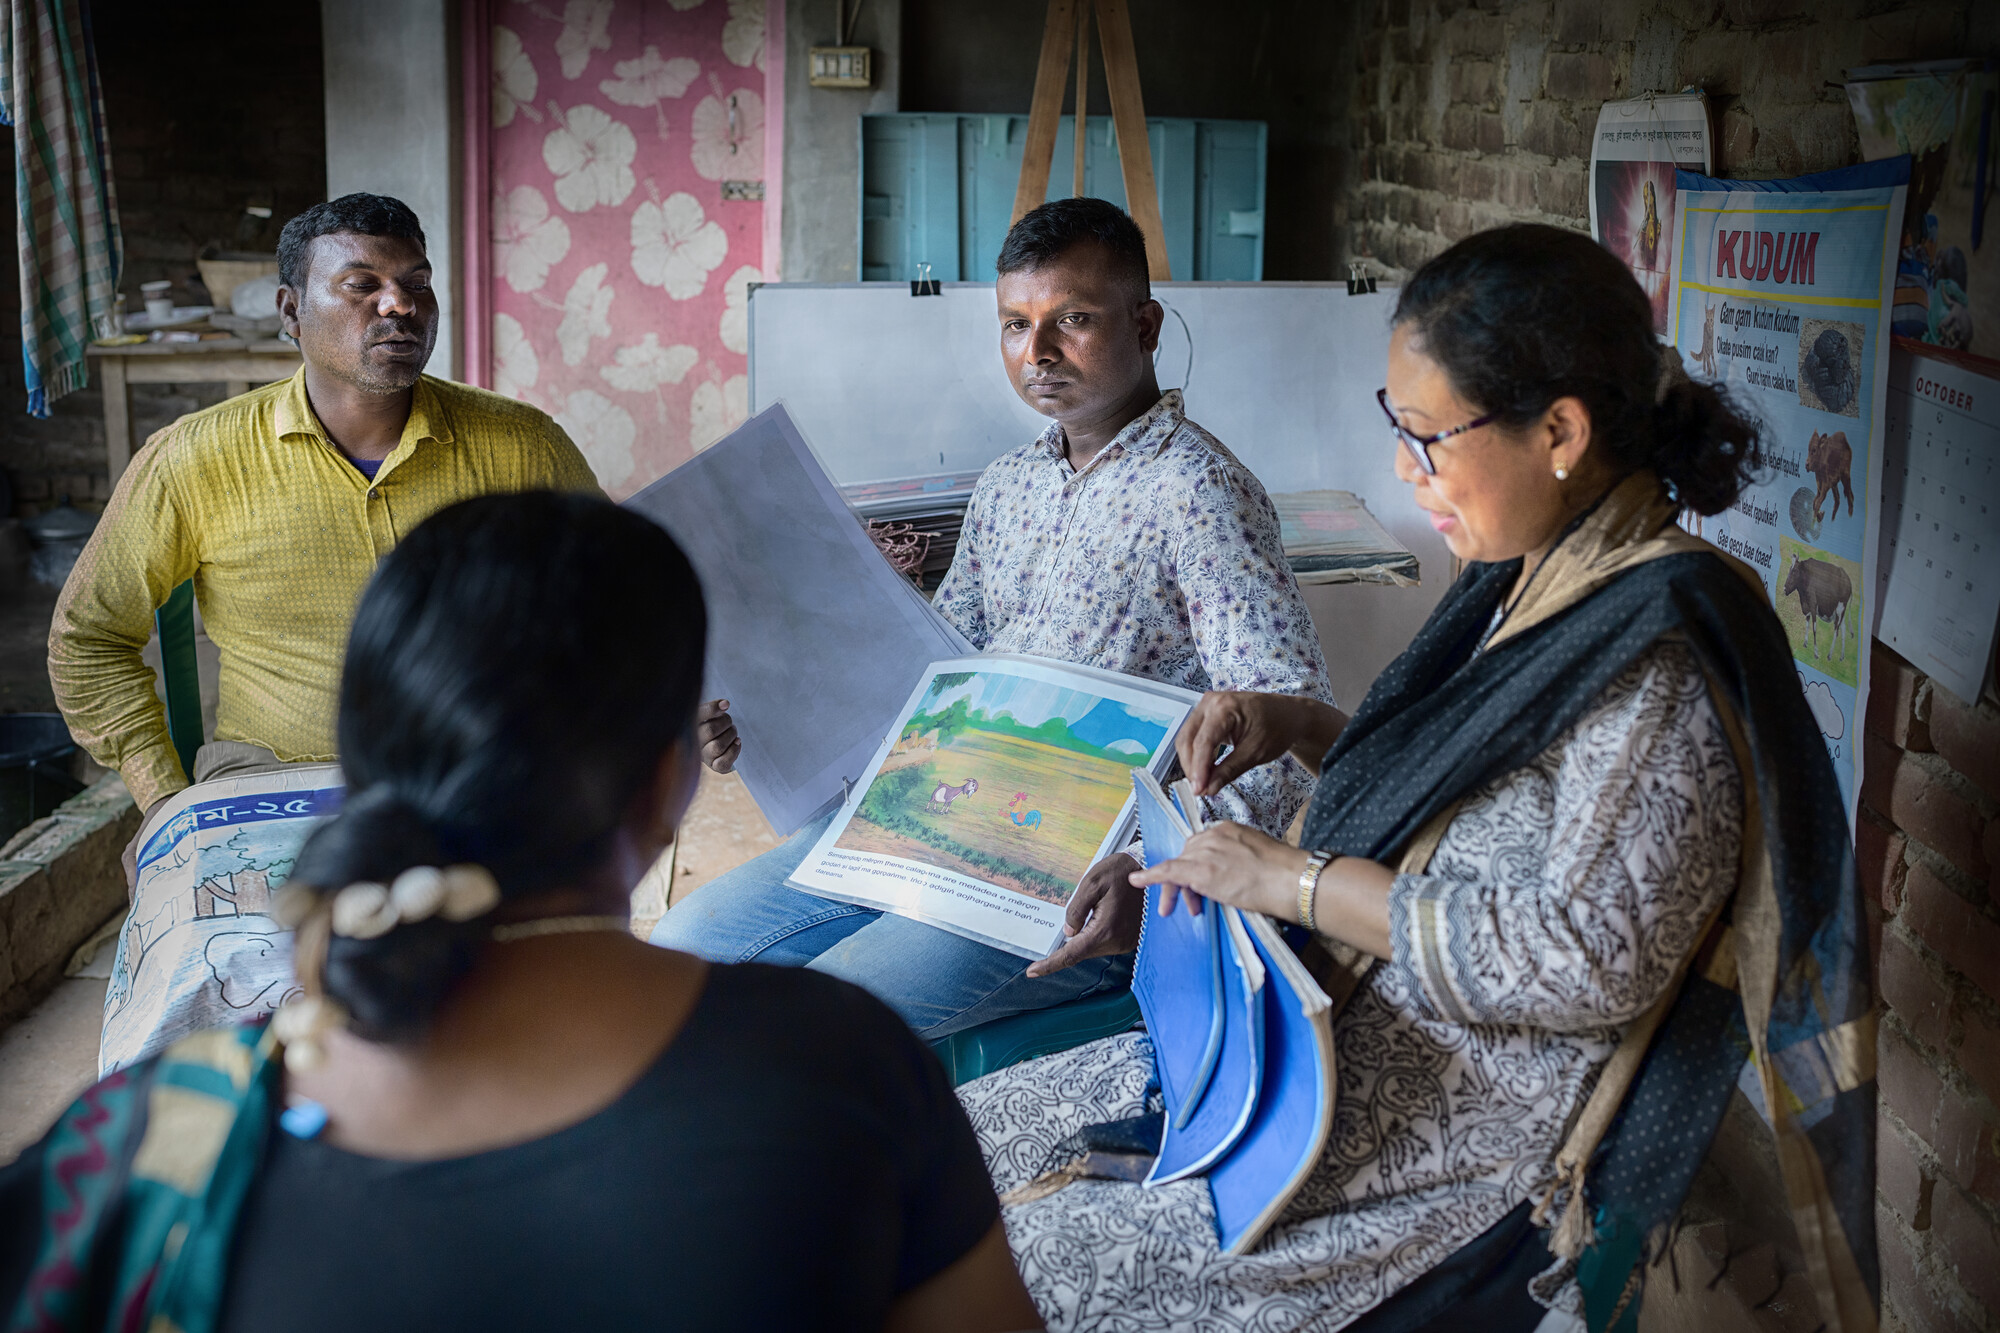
[651,810,1131,1039]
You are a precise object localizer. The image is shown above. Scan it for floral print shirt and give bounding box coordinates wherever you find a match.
[933,390,1333,838]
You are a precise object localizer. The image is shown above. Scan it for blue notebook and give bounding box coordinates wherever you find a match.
[1208,909,1337,1254]
[1131,774,1263,1182]
[1129,770,1337,1255]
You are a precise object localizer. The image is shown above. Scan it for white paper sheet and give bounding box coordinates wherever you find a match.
[1876,346,2000,704]
[788,654,1197,959]
[624,404,971,836]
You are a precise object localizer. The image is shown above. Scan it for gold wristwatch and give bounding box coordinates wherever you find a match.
[1297,850,1334,932]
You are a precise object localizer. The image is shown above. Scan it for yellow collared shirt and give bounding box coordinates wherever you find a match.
[50,369,602,810]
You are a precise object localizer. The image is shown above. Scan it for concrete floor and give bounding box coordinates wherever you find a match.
[0,976,108,1163]
[0,767,782,1166]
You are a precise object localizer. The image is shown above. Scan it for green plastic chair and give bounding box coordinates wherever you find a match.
[930,988,1141,1086]
[155,580,203,781]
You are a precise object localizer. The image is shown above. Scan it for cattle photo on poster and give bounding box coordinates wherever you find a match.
[836,670,1172,905]
[1777,537,1863,685]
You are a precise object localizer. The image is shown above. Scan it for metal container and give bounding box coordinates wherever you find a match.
[0,713,83,844]
[24,500,97,589]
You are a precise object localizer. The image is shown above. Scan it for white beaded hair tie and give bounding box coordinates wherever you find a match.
[327,864,502,939]
[267,864,501,1073]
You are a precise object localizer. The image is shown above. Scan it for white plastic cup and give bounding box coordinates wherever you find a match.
[140,280,172,323]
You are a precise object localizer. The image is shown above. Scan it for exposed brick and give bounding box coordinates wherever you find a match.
[1932,691,2000,806]
[1522,99,1587,160]
[1859,816,1910,913]
[1543,50,1616,102]
[1443,12,1506,55]
[1653,0,1722,24]
[1476,112,1505,155]
[1449,60,1498,106]
[1441,105,1480,151]
[1905,860,2000,1007]
[1497,161,1539,211]
[1533,163,1588,220]
[1962,1005,2000,1121]
[1455,159,1501,201]
[1879,1217,1977,1333]
[1932,1183,2000,1314]
[1883,1025,1947,1134]
[1882,929,1954,1049]
[1934,1082,2000,1206]
[1865,734,1990,881]
[1774,101,1862,178]
[1880,1109,1935,1229]
[1870,643,1934,752]
[1552,0,1598,46]
[1721,0,1806,22]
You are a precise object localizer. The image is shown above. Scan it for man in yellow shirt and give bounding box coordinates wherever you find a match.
[50,193,600,866]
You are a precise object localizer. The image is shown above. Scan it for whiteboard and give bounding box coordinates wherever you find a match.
[747,281,1451,705]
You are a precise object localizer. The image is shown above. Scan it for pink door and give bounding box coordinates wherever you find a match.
[463,0,780,497]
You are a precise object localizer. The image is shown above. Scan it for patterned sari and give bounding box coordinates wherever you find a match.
[962,472,1875,1333]
[5,1024,278,1333]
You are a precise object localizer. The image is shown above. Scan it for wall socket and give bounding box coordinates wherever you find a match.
[808,45,872,88]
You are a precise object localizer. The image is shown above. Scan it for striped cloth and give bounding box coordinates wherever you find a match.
[0,0,122,416]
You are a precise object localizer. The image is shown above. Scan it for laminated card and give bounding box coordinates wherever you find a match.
[788,654,1197,959]
[624,404,971,836]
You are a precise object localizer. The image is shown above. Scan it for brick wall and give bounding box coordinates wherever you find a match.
[1336,3,1997,1328]
[0,0,325,514]
[1866,648,2000,1333]
[1340,0,1995,280]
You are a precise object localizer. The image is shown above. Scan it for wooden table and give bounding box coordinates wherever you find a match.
[86,339,302,485]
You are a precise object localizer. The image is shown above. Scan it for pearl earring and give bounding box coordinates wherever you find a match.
[1554,466,1569,480]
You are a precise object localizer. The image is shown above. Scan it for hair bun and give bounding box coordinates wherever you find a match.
[1651,373,1762,516]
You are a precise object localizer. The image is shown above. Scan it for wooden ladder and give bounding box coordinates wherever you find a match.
[1010,0,1172,281]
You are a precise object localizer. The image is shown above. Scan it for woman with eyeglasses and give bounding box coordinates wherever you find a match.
[954,225,1873,1331]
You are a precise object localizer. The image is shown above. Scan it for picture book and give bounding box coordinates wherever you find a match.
[787,654,1198,959]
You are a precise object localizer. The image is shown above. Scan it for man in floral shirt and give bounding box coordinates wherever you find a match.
[656,198,1333,1034]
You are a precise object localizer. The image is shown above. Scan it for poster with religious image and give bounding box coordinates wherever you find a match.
[1589,92,1713,335]
[1667,158,1912,824]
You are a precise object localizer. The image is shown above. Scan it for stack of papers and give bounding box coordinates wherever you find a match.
[1269,490,1418,586]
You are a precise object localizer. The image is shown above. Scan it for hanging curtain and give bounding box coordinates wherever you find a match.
[0,0,121,417]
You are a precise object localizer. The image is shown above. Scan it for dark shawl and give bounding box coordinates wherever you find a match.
[1300,472,1876,1333]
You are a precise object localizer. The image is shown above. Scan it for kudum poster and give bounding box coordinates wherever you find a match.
[1668,158,1911,822]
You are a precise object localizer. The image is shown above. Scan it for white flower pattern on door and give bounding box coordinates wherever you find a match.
[630,191,728,298]
[488,0,763,496]
[492,185,571,294]
[544,102,639,212]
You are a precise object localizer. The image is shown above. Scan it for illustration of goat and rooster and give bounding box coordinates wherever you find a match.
[919,778,1044,830]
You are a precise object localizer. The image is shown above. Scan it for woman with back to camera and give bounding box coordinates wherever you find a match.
[957,225,1874,1331]
[1,492,1042,1333]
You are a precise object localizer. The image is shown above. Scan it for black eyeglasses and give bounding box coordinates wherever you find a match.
[1376,388,1498,476]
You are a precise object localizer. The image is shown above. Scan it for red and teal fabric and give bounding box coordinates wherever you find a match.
[6,1023,278,1333]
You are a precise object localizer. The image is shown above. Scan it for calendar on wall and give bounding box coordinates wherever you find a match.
[1875,342,2000,706]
